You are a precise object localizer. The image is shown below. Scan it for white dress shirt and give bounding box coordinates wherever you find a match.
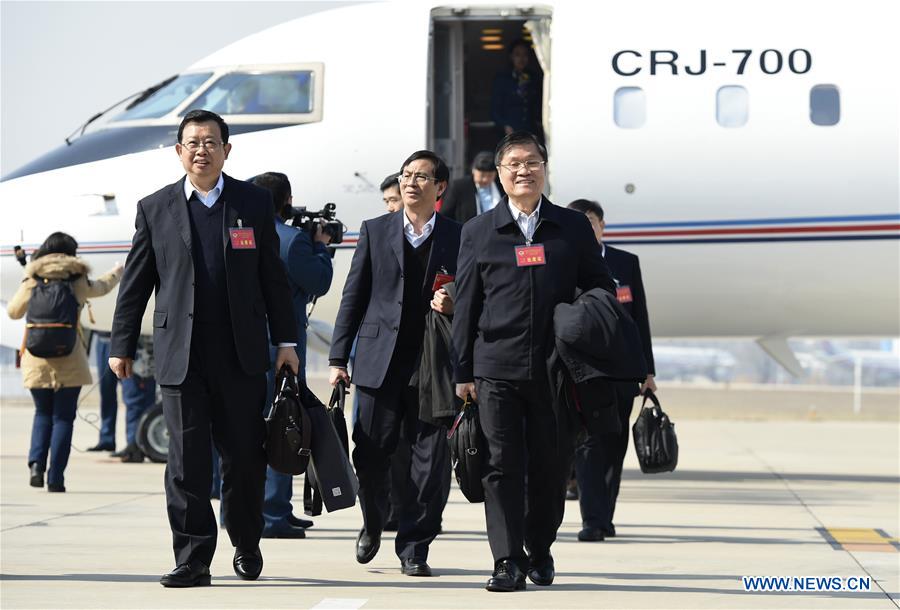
[403,211,437,248]
[508,197,543,243]
[184,174,224,207]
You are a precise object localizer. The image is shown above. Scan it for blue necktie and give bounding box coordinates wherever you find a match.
[477,187,493,215]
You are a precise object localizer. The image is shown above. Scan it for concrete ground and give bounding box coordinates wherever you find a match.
[1,382,898,609]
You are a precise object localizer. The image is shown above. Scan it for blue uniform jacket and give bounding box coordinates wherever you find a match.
[274,218,333,373]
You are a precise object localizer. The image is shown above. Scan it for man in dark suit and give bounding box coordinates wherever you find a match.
[250,172,333,539]
[109,110,299,587]
[452,132,615,592]
[329,150,461,577]
[439,151,504,224]
[567,199,656,542]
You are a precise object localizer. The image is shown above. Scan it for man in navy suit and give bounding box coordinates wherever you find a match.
[109,110,298,587]
[250,172,333,538]
[567,198,656,542]
[329,150,461,577]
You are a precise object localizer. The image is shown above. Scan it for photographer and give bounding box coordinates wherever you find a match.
[250,171,333,538]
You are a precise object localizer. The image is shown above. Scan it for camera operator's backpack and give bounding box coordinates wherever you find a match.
[25,274,80,358]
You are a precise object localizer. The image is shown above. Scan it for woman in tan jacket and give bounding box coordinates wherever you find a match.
[7,232,122,492]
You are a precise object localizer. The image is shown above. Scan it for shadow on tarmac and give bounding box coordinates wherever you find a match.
[0,573,893,600]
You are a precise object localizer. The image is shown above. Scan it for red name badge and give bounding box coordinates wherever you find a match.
[616,285,633,303]
[515,244,546,267]
[432,273,454,292]
[229,227,256,249]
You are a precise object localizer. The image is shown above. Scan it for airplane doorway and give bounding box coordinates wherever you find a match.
[429,8,552,181]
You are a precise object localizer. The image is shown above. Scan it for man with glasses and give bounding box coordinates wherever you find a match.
[109,109,299,587]
[329,151,461,578]
[452,131,615,592]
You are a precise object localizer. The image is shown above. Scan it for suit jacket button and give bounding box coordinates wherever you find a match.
[393,326,399,331]
[188,313,193,319]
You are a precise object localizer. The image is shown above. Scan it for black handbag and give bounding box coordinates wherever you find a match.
[302,380,358,514]
[265,366,312,476]
[447,398,485,503]
[631,390,678,474]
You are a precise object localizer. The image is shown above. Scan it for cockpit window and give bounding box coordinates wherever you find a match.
[112,73,213,121]
[182,71,314,116]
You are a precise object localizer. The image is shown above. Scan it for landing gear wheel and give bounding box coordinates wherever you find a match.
[136,402,168,463]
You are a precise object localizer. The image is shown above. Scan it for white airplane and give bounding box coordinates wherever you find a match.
[2,0,898,376]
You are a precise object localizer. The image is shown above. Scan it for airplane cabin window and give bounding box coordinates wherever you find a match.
[113,73,212,121]
[185,71,314,116]
[614,87,646,128]
[716,85,749,128]
[810,85,840,126]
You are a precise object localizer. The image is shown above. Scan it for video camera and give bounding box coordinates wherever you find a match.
[288,203,344,245]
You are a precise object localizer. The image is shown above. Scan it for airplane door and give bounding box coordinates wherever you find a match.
[429,7,552,181]
[430,20,466,178]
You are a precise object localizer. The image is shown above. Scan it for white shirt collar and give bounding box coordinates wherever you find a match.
[601,243,606,258]
[508,197,542,242]
[184,173,224,208]
[402,210,436,248]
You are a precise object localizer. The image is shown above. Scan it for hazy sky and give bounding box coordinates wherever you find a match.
[0,1,355,176]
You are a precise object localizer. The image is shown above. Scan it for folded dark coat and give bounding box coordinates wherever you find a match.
[418,282,462,426]
[548,287,648,438]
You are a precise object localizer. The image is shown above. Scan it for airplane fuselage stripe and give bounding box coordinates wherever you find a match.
[2,216,899,254]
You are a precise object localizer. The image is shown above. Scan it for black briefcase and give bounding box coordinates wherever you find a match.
[265,367,312,476]
[631,390,678,474]
[447,399,485,503]
[302,381,358,513]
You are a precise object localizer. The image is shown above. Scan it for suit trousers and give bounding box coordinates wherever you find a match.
[574,383,636,532]
[159,323,268,567]
[94,335,118,447]
[476,375,569,571]
[353,372,450,562]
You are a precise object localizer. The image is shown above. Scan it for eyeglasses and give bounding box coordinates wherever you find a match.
[498,160,545,173]
[398,172,437,186]
[180,139,223,152]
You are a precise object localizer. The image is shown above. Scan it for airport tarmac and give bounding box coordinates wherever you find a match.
[1,382,898,610]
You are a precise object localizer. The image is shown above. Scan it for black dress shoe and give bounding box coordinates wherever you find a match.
[120,446,145,463]
[29,463,44,488]
[110,448,128,458]
[287,513,314,529]
[401,558,432,577]
[233,547,263,580]
[262,523,306,539]
[160,562,211,588]
[486,560,526,592]
[604,525,617,538]
[577,527,606,542]
[527,555,555,586]
[383,518,398,532]
[356,529,381,564]
[87,442,115,452]
[47,483,66,493]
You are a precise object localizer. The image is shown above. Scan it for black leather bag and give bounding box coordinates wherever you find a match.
[265,367,312,476]
[631,390,678,474]
[302,381,358,513]
[447,399,485,503]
